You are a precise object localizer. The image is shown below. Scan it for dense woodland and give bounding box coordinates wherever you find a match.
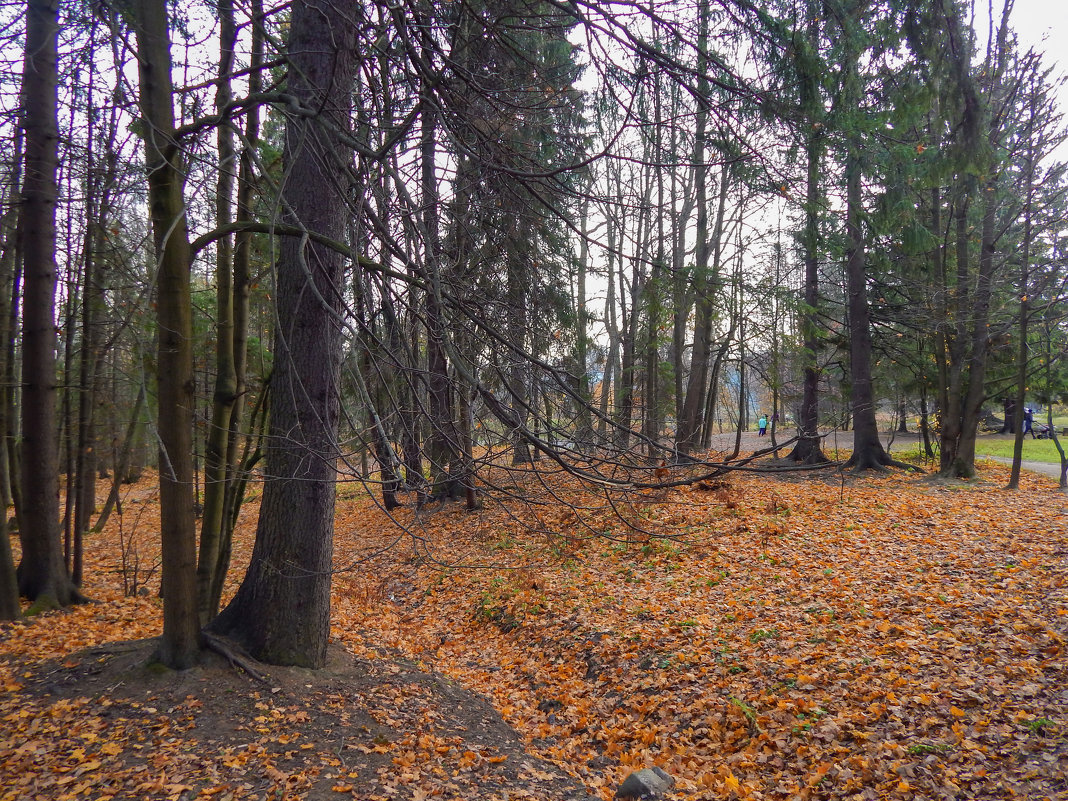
[1,0,1066,672]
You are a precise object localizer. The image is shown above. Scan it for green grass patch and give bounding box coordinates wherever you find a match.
[891,437,1067,466]
[973,437,1066,464]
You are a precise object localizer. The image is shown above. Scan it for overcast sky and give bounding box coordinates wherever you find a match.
[1007,0,1066,52]
[976,0,1068,160]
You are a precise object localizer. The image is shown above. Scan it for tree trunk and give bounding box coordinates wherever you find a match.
[679,164,729,454]
[507,243,532,465]
[421,103,460,495]
[1000,397,1016,435]
[936,194,969,475]
[73,43,116,586]
[0,123,21,539]
[197,0,239,625]
[17,0,79,609]
[955,184,999,473]
[841,103,890,472]
[937,0,1011,479]
[211,0,355,668]
[919,391,934,459]
[1007,80,1037,489]
[134,0,200,667]
[728,315,746,462]
[788,14,828,465]
[574,199,593,446]
[599,214,620,440]
[0,129,18,616]
[210,0,263,619]
[94,384,146,532]
[615,259,641,451]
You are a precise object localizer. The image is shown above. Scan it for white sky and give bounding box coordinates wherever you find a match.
[982,0,1068,160]
[1008,0,1066,53]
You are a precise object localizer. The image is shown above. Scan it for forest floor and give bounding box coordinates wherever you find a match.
[2,443,1067,801]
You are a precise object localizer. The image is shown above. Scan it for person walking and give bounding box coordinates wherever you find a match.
[758,414,768,436]
[1024,407,1034,438]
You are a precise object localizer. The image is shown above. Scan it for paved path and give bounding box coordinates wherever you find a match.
[707,428,1065,484]
[982,455,1065,482]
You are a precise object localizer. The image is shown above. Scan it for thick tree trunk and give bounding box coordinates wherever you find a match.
[211,0,355,668]
[135,0,200,667]
[937,2,1011,479]
[17,0,79,609]
[842,130,890,472]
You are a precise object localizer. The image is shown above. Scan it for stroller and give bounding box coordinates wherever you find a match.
[1034,423,1054,439]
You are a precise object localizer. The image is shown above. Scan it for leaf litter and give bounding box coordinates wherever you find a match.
[2,461,1066,800]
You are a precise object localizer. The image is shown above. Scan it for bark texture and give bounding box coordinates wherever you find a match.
[135,0,200,667]
[211,0,355,668]
[17,0,78,609]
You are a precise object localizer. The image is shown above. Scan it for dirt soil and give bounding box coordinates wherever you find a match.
[3,636,594,801]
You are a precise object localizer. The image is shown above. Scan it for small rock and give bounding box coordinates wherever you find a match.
[615,767,675,799]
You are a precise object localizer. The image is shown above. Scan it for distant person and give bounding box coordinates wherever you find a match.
[1024,407,1034,438]
[758,414,768,436]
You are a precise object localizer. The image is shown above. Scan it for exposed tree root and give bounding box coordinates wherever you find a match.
[843,452,924,474]
[201,631,271,685]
